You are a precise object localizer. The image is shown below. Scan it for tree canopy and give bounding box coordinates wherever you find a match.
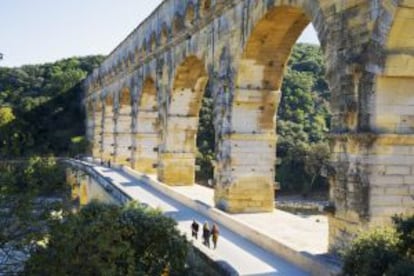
[276,43,330,194]
[0,56,104,158]
[23,202,191,276]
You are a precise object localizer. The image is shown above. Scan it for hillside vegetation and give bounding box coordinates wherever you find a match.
[0,56,104,158]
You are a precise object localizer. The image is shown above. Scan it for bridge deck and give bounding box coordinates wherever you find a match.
[173,184,328,255]
[87,163,308,275]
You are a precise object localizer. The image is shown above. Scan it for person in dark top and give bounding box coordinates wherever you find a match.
[202,222,211,248]
[191,220,199,240]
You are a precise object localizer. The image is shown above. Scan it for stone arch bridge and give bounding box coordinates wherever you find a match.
[84,0,414,250]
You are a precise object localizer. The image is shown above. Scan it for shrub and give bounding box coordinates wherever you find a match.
[393,215,414,259]
[342,228,401,276]
[23,202,190,275]
[342,215,414,276]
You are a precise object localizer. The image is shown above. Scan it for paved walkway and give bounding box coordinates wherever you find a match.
[88,163,308,275]
[173,184,329,255]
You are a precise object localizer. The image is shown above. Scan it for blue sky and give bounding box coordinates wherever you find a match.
[0,1,318,68]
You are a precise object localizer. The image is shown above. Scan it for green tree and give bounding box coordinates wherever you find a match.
[0,55,104,158]
[24,202,190,276]
[0,106,21,157]
[342,215,414,276]
[276,43,330,193]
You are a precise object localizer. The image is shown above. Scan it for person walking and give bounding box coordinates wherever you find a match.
[202,222,211,248]
[211,223,219,249]
[191,220,199,240]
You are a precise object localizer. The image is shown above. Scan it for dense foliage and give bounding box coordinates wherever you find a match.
[0,56,104,158]
[342,215,414,276]
[277,43,330,194]
[196,85,215,183]
[0,157,68,274]
[24,202,193,275]
[196,43,331,194]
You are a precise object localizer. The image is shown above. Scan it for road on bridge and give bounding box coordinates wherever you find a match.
[88,163,308,275]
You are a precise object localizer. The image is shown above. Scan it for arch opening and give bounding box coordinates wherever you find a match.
[200,0,211,17]
[160,56,209,185]
[216,6,330,214]
[141,39,147,57]
[195,81,215,185]
[134,46,140,63]
[86,101,95,154]
[173,13,185,35]
[150,32,157,53]
[92,100,103,158]
[135,78,159,174]
[160,24,169,45]
[185,2,196,27]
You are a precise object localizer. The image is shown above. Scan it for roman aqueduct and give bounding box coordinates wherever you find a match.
[83,0,414,249]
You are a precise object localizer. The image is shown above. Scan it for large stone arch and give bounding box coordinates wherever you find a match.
[214,3,326,213]
[115,87,133,166]
[159,55,209,185]
[135,77,159,174]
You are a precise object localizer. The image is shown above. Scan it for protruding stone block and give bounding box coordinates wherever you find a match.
[214,175,274,213]
[158,153,195,185]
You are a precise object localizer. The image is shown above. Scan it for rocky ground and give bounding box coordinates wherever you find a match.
[276,192,329,217]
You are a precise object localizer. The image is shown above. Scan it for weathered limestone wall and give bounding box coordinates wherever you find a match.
[372,2,414,134]
[327,1,414,250]
[368,136,414,224]
[85,176,119,205]
[329,134,414,249]
[66,167,89,205]
[116,89,133,166]
[102,96,115,162]
[135,77,158,173]
[91,103,103,158]
[83,0,414,251]
[66,167,118,206]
